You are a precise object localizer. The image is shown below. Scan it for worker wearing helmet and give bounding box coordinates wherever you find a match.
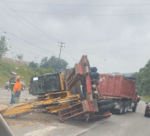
[13,76,22,103]
[9,71,16,104]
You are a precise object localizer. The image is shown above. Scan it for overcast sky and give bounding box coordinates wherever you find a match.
[0,0,150,73]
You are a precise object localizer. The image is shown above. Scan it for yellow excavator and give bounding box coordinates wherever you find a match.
[0,55,115,122]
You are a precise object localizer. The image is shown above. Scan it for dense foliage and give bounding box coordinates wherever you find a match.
[28,61,38,68]
[0,36,9,60]
[131,60,150,96]
[40,56,68,72]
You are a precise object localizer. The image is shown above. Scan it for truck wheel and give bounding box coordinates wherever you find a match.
[99,102,115,114]
[98,99,113,107]
[118,101,123,115]
[132,102,137,112]
[123,101,128,114]
[144,109,149,117]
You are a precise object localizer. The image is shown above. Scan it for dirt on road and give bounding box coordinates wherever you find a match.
[4,111,59,131]
[0,102,59,132]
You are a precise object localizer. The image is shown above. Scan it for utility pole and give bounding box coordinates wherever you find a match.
[57,42,65,72]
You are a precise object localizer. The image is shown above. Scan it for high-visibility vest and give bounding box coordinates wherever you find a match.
[13,81,21,91]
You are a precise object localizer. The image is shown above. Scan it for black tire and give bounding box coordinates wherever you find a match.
[98,99,113,107]
[117,101,124,115]
[144,109,149,117]
[99,102,115,112]
[144,113,148,117]
[132,102,137,112]
[123,101,129,114]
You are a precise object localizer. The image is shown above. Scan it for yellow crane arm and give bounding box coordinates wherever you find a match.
[0,91,80,117]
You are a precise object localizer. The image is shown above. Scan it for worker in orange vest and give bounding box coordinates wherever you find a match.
[13,76,22,103]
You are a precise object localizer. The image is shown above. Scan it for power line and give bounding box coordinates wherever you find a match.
[0,19,59,52]
[6,32,58,57]
[1,0,61,42]
[1,7,150,16]
[0,7,59,43]
[9,41,48,59]
[64,47,79,62]
[4,1,150,7]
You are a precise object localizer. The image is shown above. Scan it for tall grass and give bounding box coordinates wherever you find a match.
[141,96,150,102]
[0,61,54,87]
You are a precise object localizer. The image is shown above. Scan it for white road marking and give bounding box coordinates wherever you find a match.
[24,126,56,136]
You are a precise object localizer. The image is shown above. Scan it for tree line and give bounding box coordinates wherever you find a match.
[0,35,68,75]
[28,56,68,74]
[131,60,150,96]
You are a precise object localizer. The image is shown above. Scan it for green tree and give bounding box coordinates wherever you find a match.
[131,59,150,96]
[28,61,38,68]
[0,36,9,60]
[16,54,24,64]
[40,56,68,72]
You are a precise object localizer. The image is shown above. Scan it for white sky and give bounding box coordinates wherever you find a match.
[0,0,150,73]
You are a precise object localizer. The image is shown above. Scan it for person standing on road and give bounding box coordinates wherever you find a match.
[8,72,16,104]
[13,76,22,103]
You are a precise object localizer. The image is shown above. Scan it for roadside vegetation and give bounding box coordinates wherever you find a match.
[0,34,69,87]
[0,56,68,87]
[0,61,38,87]
[141,96,150,102]
[131,60,150,96]
[0,61,56,87]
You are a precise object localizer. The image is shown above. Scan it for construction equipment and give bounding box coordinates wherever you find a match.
[0,55,115,122]
[58,55,115,122]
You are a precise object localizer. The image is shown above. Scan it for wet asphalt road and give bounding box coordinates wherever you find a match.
[0,88,150,136]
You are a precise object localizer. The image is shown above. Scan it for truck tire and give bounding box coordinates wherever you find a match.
[98,99,113,107]
[117,101,124,115]
[144,109,149,117]
[123,101,129,114]
[132,102,137,112]
[99,102,115,113]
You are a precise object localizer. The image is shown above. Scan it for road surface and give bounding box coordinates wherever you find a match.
[0,88,150,136]
[0,87,36,105]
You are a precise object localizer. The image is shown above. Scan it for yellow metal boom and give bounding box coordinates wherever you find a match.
[0,91,80,117]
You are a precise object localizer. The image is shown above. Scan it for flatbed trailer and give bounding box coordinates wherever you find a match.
[98,74,140,114]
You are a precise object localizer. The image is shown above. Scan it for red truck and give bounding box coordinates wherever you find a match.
[98,74,140,114]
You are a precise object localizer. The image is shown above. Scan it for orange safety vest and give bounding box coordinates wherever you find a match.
[13,81,21,92]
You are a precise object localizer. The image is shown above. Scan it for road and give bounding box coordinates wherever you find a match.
[0,88,150,136]
[0,87,36,105]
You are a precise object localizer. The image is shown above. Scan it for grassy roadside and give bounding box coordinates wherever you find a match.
[0,61,38,87]
[0,61,54,87]
[141,96,150,102]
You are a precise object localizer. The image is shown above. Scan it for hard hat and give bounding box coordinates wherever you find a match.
[11,71,16,75]
[17,75,21,79]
